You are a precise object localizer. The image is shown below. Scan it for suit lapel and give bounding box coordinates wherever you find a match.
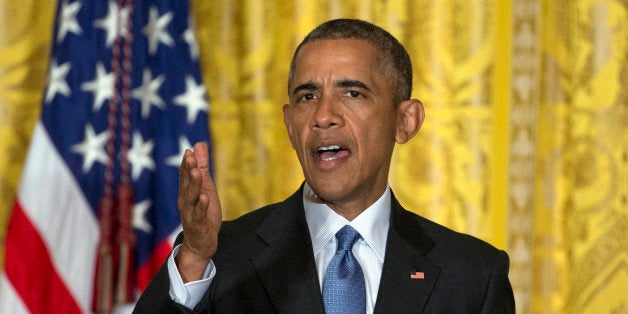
[246,188,440,312]
[250,189,325,313]
[374,196,441,313]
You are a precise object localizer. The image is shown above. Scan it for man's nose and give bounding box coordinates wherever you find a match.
[313,95,343,129]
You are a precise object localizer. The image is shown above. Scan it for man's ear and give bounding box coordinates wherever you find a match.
[283,104,296,149]
[395,99,425,144]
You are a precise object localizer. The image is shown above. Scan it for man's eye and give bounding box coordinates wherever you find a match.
[300,93,317,101]
[346,91,361,98]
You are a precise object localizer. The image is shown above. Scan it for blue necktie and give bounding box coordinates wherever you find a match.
[322,225,366,314]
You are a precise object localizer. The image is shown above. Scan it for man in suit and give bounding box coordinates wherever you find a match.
[135,19,515,313]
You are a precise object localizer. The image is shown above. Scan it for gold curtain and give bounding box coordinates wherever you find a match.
[0,0,625,312]
[0,0,55,269]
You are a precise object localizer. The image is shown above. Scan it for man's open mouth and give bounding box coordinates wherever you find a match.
[316,144,349,161]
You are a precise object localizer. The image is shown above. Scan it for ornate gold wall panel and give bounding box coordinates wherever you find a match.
[0,0,55,269]
[533,1,627,312]
[509,1,539,312]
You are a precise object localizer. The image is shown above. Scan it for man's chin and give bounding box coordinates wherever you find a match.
[306,181,350,203]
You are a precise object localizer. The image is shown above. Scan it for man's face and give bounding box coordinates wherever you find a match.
[283,39,401,214]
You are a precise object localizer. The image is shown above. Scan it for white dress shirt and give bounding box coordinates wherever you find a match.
[303,183,391,313]
[167,183,391,312]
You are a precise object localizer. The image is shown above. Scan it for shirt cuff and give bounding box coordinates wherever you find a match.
[167,244,215,309]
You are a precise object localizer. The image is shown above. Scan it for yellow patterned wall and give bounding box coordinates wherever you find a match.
[0,0,55,270]
[0,1,625,312]
[531,1,627,312]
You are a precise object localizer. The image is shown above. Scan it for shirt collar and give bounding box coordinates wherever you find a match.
[302,182,391,262]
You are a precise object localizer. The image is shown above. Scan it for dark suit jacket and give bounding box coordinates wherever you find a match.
[135,187,515,313]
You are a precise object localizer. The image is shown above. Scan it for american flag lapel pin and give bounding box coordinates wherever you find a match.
[410,271,425,280]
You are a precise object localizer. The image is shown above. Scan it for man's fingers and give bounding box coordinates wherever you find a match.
[186,168,203,204]
[179,150,196,190]
[178,143,219,219]
[193,142,209,169]
[175,142,222,270]
[193,193,209,220]
[178,149,203,210]
[192,142,215,192]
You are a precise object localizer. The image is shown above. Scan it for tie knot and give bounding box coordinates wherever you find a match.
[335,225,361,252]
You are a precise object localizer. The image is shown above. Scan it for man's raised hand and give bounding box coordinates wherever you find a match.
[176,142,222,282]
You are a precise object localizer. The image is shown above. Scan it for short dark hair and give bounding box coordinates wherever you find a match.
[288,19,413,104]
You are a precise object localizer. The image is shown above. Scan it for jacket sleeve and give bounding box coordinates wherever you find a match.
[480,250,516,313]
[133,255,200,314]
[134,232,212,314]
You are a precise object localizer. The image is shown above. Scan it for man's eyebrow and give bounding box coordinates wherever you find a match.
[292,82,318,97]
[336,79,371,91]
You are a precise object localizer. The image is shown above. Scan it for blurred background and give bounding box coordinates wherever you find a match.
[0,0,625,313]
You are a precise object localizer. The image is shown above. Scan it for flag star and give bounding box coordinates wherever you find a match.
[132,69,166,118]
[81,62,115,111]
[133,199,153,233]
[182,19,199,60]
[45,60,73,103]
[71,124,110,172]
[57,0,83,42]
[143,6,174,55]
[94,0,131,47]
[166,136,193,167]
[127,132,155,180]
[173,76,208,124]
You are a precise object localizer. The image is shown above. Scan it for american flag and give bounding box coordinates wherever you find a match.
[0,0,210,312]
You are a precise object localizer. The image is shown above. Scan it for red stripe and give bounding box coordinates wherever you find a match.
[5,201,83,314]
[136,239,172,291]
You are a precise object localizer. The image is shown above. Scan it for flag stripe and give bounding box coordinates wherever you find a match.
[136,239,173,291]
[17,122,99,311]
[0,273,29,314]
[4,202,82,314]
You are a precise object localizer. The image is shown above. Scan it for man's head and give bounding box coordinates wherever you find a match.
[288,19,413,105]
[283,19,424,218]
